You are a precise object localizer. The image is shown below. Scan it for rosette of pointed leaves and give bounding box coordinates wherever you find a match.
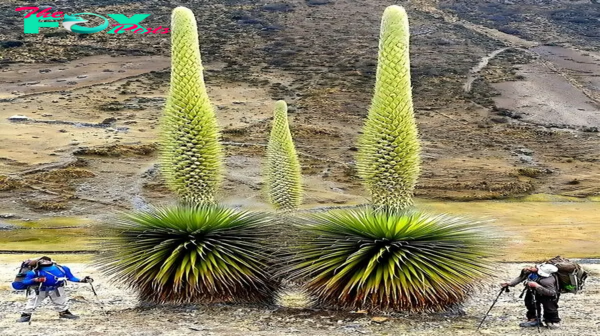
[97,204,278,304]
[356,5,420,211]
[283,208,494,312]
[160,7,223,204]
[265,100,303,210]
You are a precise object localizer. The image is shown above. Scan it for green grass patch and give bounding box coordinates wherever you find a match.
[0,227,95,252]
[511,193,590,202]
[7,217,91,229]
[0,253,94,264]
[416,199,600,261]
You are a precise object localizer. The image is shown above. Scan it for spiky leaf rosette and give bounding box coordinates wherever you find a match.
[161,7,223,204]
[283,208,495,312]
[356,6,420,211]
[266,100,303,210]
[97,204,278,304]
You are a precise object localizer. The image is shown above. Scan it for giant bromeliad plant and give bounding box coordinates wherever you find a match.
[266,100,303,210]
[98,204,277,304]
[98,7,277,304]
[283,5,495,312]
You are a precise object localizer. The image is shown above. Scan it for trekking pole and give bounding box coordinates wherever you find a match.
[529,288,542,333]
[519,286,527,299]
[89,282,109,317]
[29,282,43,325]
[476,286,509,331]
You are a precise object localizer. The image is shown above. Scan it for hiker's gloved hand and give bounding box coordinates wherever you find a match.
[33,277,46,283]
[527,282,539,288]
[501,282,509,288]
[81,276,93,283]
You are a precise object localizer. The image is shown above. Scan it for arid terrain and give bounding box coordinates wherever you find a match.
[0,0,599,334]
[1,0,599,220]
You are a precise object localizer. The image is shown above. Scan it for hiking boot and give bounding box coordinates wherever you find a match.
[519,320,541,328]
[16,313,31,323]
[58,310,79,319]
[547,322,561,329]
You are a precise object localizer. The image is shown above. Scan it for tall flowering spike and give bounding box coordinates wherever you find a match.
[266,101,303,210]
[160,7,223,204]
[356,5,420,211]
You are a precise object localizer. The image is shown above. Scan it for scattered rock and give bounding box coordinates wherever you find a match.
[8,115,30,122]
[101,117,117,125]
[514,148,534,156]
[518,155,534,164]
[371,317,389,324]
[102,69,114,72]
[188,325,208,332]
[66,81,78,85]
[76,75,88,79]
[306,0,333,5]
[582,126,598,133]
[495,108,523,119]
[39,69,51,73]
[0,221,16,230]
[262,3,294,12]
[490,116,508,123]
[18,81,40,86]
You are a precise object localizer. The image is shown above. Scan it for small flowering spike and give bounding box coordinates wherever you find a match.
[266,100,303,210]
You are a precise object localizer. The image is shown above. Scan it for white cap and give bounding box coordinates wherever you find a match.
[537,264,558,277]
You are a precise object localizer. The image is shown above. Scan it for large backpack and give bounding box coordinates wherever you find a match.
[11,259,40,290]
[544,256,588,294]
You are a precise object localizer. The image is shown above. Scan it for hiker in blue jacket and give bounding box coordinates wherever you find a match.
[17,256,93,323]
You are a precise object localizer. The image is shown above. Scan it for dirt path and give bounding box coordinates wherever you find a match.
[0,262,598,336]
[417,1,600,129]
[463,47,511,92]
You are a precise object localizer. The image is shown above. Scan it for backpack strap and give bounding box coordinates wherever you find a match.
[56,265,69,284]
[552,273,560,292]
[56,265,67,276]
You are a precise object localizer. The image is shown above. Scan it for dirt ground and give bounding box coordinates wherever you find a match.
[0,262,598,336]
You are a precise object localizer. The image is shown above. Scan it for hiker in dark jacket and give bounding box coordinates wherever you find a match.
[501,263,560,329]
[17,256,93,323]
